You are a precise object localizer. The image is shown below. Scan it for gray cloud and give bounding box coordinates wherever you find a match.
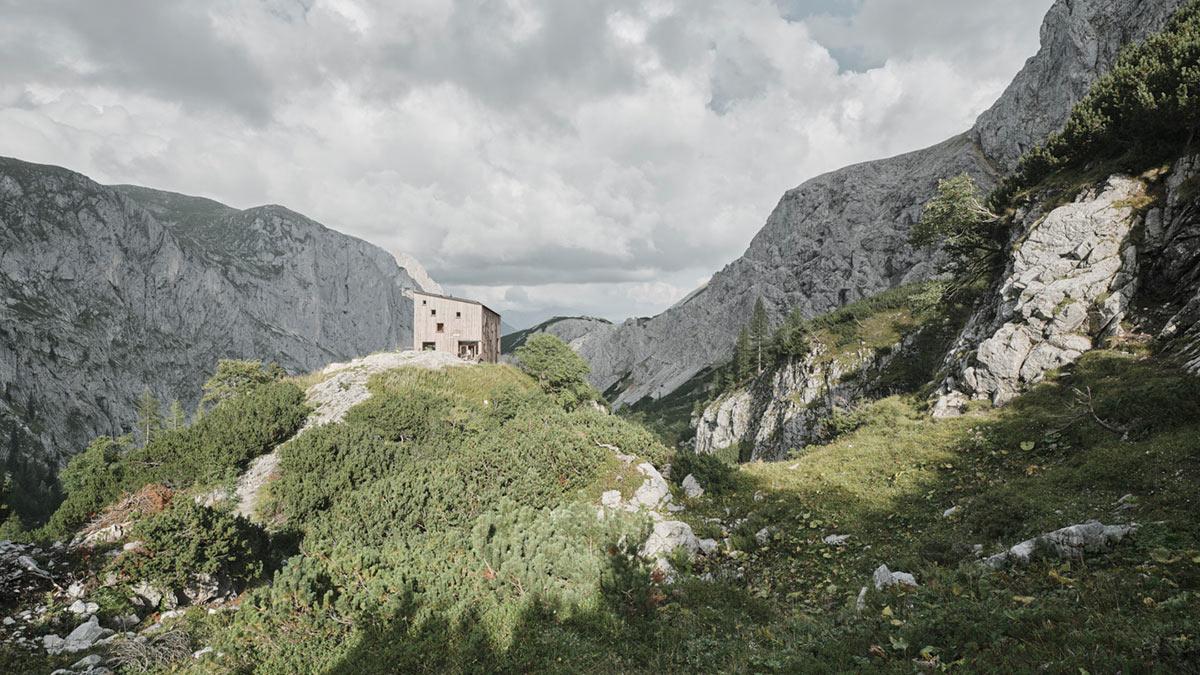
[804,0,1053,74]
[0,0,1052,326]
[0,0,273,123]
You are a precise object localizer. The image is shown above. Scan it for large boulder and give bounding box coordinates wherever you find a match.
[629,463,673,511]
[640,521,701,559]
[983,520,1136,569]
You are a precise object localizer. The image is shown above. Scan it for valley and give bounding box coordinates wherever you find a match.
[2,0,1199,672]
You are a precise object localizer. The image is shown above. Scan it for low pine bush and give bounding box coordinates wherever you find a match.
[115,500,268,590]
[38,371,308,540]
[992,0,1200,207]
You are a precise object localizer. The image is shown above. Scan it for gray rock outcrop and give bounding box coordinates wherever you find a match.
[681,474,704,499]
[934,176,1145,414]
[972,0,1187,170]
[640,520,701,559]
[44,616,112,654]
[872,564,918,591]
[1144,155,1200,371]
[693,330,930,461]
[982,520,1137,569]
[0,158,440,501]
[571,0,1186,409]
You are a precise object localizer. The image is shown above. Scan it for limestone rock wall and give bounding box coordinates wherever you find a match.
[934,176,1145,414]
[0,157,434,475]
[693,337,917,462]
[1145,156,1200,372]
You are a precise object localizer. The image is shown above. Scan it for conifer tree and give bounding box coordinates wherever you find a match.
[136,386,162,446]
[167,399,186,431]
[749,298,770,375]
[734,328,752,382]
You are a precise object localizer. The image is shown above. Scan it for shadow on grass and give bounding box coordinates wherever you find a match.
[234,352,1200,673]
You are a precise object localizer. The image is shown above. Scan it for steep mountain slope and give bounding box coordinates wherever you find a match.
[0,157,435,520]
[580,0,1186,408]
[500,316,614,354]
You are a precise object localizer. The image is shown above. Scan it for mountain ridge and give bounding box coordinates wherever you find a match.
[0,156,438,521]
[572,0,1188,408]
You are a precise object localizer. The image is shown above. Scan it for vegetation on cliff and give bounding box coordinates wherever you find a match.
[993,0,1200,208]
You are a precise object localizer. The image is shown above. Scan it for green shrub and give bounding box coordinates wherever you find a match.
[126,380,308,486]
[342,390,449,442]
[274,423,410,526]
[220,555,350,673]
[911,174,1008,291]
[200,359,287,410]
[514,334,601,410]
[39,376,308,540]
[115,500,268,589]
[992,0,1200,207]
[39,436,131,539]
[672,450,737,496]
[298,406,611,551]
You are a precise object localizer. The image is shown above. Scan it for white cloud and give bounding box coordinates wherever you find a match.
[0,0,1052,328]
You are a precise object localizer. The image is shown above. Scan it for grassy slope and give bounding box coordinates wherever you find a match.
[5,350,1196,673]
[484,349,1200,672]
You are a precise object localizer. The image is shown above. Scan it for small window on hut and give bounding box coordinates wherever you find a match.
[436,323,445,333]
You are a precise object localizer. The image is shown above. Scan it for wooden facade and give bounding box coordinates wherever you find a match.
[411,291,501,363]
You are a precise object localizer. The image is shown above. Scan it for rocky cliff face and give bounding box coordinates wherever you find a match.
[1145,156,1200,372]
[578,0,1186,408]
[699,156,1200,457]
[0,157,435,489]
[935,156,1200,415]
[693,339,913,461]
[934,176,1145,414]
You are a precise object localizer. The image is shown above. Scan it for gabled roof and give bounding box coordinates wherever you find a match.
[410,289,500,317]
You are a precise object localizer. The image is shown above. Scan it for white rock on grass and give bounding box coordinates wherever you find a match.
[194,646,214,659]
[872,564,918,591]
[42,634,65,655]
[71,654,103,669]
[823,534,850,546]
[68,600,99,615]
[755,527,772,545]
[640,521,700,559]
[600,490,623,509]
[681,474,705,499]
[62,615,112,652]
[982,520,1136,569]
[698,538,719,556]
[942,505,962,518]
[629,463,672,510]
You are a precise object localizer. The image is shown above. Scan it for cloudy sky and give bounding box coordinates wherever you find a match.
[0,0,1053,329]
